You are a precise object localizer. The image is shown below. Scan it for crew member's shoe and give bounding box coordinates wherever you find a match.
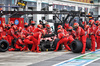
[96,48,99,49]
[8,48,15,51]
[81,52,85,54]
[54,50,57,52]
[36,51,41,53]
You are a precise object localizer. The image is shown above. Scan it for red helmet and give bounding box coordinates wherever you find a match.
[37,24,43,29]
[31,21,35,24]
[18,27,22,31]
[12,25,17,30]
[58,25,63,29]
[89,20,94,24]
[68,26,73,30]
[46,24,50,27]
[46,24,50,28]
[57,29,62,33]
[0,27,3,32]
[95,20,99,24]
[24,22,28,25]
[74,23,79,27]
[7,24,11,27]
[82,21,85,25]
[10,21,14,25]
[84,25,89,29]
[64,23,69,29]
[82,21,86,25]
[24,22,28,27]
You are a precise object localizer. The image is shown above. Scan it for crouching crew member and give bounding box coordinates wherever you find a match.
[54,29,71,52]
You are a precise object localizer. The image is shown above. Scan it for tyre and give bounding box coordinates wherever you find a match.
[71,39,83,53]
[0,40,9,52]
[53,38,62,50]
[86,38,91,49]
[40,40,53,51]
[41,43,51,51]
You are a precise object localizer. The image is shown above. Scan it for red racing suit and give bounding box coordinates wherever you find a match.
[44,28,52,34]
[21,28,30,36]
[75,27,86,53]
[32,32,42,52]
[85,28,89,39]
[23,35,34,51]
[14,38,24,51]
[88,24,96,51]
[95,28,100,49]
[0,32,3,40]
[2,28,8,41]
[32,28,44,52]
[54,32,71,51]
[7,28,15,46]
[63,29,74,45]
[68,30,76,38]
[28,25,36,33]
[95,25,99,47]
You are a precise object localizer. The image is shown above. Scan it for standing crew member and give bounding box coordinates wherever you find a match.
[95,25,100,49]
[74,23,86,54]
[32,25,45,52]
[88,20,96,51]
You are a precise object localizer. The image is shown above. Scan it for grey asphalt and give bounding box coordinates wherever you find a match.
[29,51,90,66]
[29,50,100,66]
[0,50,100,66]
[87,59,100,66]
[0,50,69,66]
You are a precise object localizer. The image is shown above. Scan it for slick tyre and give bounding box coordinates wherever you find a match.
[40,43,51,51]
[71,39,83,53]
[86,38,91,49]
[0,40,9,52]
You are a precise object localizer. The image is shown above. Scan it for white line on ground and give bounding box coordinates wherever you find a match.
[83,58,100,66]
[52,50,100,66]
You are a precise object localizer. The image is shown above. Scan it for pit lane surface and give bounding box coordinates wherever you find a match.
[0,50,100,66]
[29,50,100,66]
[0,50,68,66]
